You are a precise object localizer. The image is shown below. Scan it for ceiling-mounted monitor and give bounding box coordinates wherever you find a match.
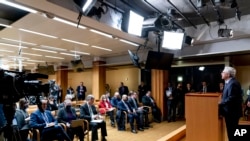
[71,59,84,72]
[162,31,184,50]
[145,51,174,70]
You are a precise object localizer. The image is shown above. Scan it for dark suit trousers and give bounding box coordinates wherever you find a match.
[225,115,240,141]
[41,125,71,141]
[106,111,115,122]
[90,121,107,141]
[67,127,84,141]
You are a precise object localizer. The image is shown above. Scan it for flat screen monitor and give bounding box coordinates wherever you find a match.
[145,51,174,70]
[37,65,55,75]
[71,59,84,72]
[162,31,184,50]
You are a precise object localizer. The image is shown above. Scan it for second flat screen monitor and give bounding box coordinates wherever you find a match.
[145,51,174,70]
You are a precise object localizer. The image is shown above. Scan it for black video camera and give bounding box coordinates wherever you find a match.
[0,69,50,104]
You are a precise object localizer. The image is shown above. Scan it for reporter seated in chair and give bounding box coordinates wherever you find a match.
[129,92,150,129]
[15,99,30,141]
[29,98,71,141]
[117,94,140,133]
[99,95,115,127]
[57,99,84,141]
[46,95,58,111]
[80,95,107,141]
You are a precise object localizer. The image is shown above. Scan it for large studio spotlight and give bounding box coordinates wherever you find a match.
[218,28,233,38]
[74,0,97,15]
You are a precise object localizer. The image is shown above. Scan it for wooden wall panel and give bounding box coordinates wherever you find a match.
[56,66,68,101]
[106,67,140,96]
[151,69,168,120]
[92,61,106,100]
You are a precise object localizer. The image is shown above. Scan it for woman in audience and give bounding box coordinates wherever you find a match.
[99,95,115,127]
[57,99,84,141]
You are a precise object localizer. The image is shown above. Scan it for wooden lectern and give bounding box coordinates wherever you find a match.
[185,93,226,141]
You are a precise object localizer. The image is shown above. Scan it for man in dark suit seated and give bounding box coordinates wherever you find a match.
[80,95,107,141]
[129,92,150,129]
[29,99,71,141]
[117,94,139,133]
[142,91,161,123]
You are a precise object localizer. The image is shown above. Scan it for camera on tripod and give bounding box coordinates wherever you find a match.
[0,69,50,104]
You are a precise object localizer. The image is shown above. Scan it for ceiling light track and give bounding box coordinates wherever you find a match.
[166,0,197,29]
[210,0,224,25]
[188,0,210,26]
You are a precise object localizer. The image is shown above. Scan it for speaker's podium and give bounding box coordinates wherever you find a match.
[185,93,226,141]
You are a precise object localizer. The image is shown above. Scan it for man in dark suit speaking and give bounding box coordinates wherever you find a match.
[219,66,243,141]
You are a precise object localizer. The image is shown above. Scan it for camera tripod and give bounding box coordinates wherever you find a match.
[2,103,22,141]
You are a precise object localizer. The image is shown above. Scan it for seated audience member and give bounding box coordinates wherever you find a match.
[117,95,140,133]
[129,92,150,129]
[46,95,58,111]
[67,85,75,100]
[29,99,71,141]
[58,95,73,109]
[57,99,84,141]
[15,99,30,141]
[80,95,107,141]
[142,91,161,123]
[99,95,115,127]
[111,92,121,108]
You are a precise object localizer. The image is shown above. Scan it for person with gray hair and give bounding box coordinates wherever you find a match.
[219,66,243,141]
[80,94,107,141]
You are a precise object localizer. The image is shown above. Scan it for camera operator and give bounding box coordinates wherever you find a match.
[29,98,71,141]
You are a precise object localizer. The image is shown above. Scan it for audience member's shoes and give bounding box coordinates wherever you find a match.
[168,120,171,123]
[111,122,116,127]
[131,129,137,134]
[118,128,125,131]
[101,137,107,141]
[138,128,144,131]
[143,126,149,129]
[154,119,161,123]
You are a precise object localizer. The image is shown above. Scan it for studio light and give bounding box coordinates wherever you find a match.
[74,0,97,15]
[218,28,233,38]
[185,36,194,46]
[196,0,206,8]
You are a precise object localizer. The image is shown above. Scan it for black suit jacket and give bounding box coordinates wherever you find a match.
[57,107,77,124]
[219,78,243,117]
[142,95,155,107]
[80,103,98,122]
[118,86,129,95]
[128,98,140,110]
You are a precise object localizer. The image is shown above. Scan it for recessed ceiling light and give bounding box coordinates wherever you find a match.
[45,56,64,59]
[60,52,80,57]
[0,43,28,48]
[0,0,38,13]
[32,48,57,53]
[21,52,42,56]
[2,38,37,46]
[119,39,139,46]
[69,50,90,55]
[0,49,14,53]
[53,17,86,29]
[19,28,58,39]
[27,59,45,63]
[0,23,12,28]
[89,29,113,38]
[40,45,67,51]
[61,38,89,46]
[91,45,112,51]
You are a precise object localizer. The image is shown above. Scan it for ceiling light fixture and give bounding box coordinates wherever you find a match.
[21,62,36,65]
[0,23,12,28]
[61,38,89,46]
[19,28,58,39]
[45,56,64,60]
[27,59,45,63]
[60,52,80,57]
[185,36,194,46]
[0,49,14,53]
[69,50,90,55]
[53,17,86,29]
[218,28,233,38]
[0,0,38,13]
[0,43,28,48]
[21,52,42,56]
[31,48,57,53]
[89,29,113,38]
[40,45,67,51]
[9,56,30,60]
[91,45,112,51]
[119,39,139,46]
[2,38,37,45]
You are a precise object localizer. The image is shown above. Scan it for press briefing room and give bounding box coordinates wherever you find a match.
[1,0,250,141]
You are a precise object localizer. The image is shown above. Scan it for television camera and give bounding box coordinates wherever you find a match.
[0,69,50,140]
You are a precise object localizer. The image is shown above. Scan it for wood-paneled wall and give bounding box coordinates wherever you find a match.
[92,61,106,99]
[106,67,140,96]
[151,69,168,120]
[236,66,250,101]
